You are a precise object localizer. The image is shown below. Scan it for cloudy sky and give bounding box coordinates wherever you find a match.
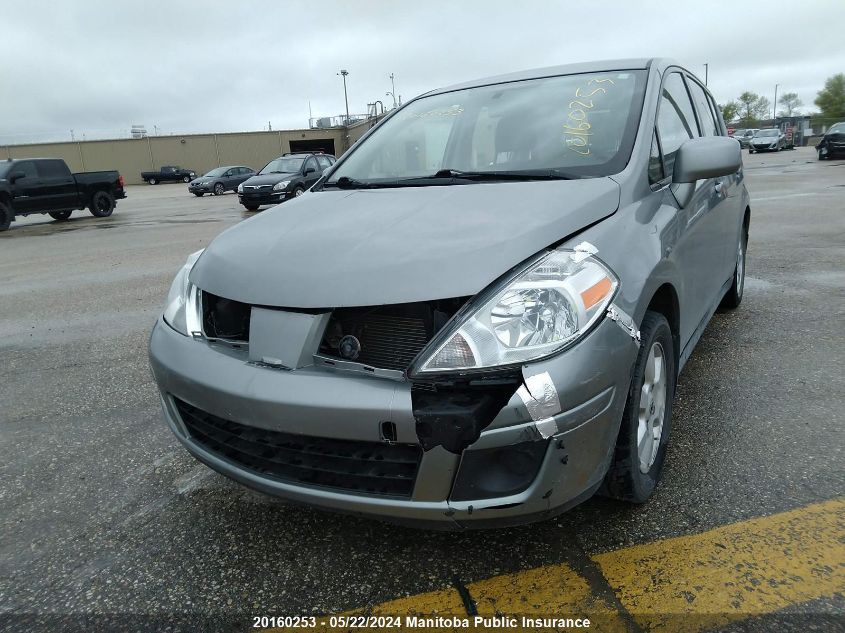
[2,0,843,144]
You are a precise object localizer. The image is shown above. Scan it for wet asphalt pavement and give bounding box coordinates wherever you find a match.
[1,147,843,631]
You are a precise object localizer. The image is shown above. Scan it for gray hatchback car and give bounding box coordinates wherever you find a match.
[149,58,748,529]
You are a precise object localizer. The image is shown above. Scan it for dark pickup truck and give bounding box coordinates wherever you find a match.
[141,165,196,184]
[0,158,126,231]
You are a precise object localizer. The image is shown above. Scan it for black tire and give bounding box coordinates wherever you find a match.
[601,311,676,503]
[193,192,204,197]
[720,223,748,309]
[0,200,12,231]
[244,205,260,212]
[818,151,825,161]
[749,149,755,154]
[182,175,191,183]
[49,211,72,221]
[213,183,225,196]
[89,191,115,218]
[149,178,157,185]
[293,186,305,198]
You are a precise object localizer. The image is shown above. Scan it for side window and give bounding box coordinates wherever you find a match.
[648,130,665,184]
[708,93,726,135]
[304,157,319,173]
[37,160,71,178]
[687,79,718,136]
[656,72,699,176]
[14,161,38,180]
[317,155,332,170]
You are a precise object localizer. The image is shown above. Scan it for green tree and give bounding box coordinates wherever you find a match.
[719,101,739,123]
[814,74,845,120]
[737,92,771,126]
[777,92,803,117]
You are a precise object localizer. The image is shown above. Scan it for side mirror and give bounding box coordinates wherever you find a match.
[304,167,316,175]
[9,171,26,184]
[673,136,741,183]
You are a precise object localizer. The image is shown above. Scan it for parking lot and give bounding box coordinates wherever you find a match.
[1,146,843,631]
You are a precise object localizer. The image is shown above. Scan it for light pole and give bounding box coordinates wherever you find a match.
[773,84,779,122]
[387,73,397,108]
[703,63,708,86]
[338,69,350,125]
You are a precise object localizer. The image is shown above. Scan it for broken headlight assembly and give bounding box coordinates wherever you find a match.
[162,249,204,336]
[412,247,618,374]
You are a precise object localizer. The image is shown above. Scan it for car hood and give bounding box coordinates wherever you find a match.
[191,178,621,308]
[241,173,298,186]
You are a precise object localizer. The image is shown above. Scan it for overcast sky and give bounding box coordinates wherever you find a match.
[2,0,843,144]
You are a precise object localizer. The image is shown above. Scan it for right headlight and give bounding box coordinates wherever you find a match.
[162,250,204,336]
[237,183,244,193]
[413,247,618,374]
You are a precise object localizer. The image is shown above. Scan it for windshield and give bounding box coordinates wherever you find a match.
[0,162,11,178]
[203,167,229,177]
[325,70,647,186]
[260,157,304,174]
[755,129,779,137]
[828,123,845,135]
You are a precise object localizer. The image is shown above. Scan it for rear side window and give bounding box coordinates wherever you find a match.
[687,79,718,137]
[317,155,332,170]
[37,160,71,178]
[656,72,699,175]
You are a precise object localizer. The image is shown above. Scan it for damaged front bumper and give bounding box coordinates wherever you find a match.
[149,310,638,529]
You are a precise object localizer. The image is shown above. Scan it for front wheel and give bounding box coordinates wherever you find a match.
[193,192,204,197]
[49,211,72,221]
[601,311,676,503]
[213,183,225,196]
[818,151,826,160]
[243,205,260,212]
[749,149,755,154]
[89,191,115,218]
[148,178,157,185]
[293,186,305,197]
[0,201,12,231]
[182,176,191,183]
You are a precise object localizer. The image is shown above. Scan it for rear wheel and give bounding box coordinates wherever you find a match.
[244,205,260,212]
[213,183,225,196]
[182,175,191,183]
[89,191,115,218]
[49,210,72,221]
[149,178,158,185]
[0,200,12,231]
[601,312,676,503]
[721,223,748,309]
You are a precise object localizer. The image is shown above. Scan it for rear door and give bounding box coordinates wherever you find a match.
[35,159,77,210]
[9,161,40,212]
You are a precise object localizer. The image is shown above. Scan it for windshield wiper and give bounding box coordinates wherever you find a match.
[414,168,580,182]
[323,176,384,189]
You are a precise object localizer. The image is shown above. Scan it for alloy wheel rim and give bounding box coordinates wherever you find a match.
[295,188,303,197]
[637,341,667,474]
[736,238,745,296]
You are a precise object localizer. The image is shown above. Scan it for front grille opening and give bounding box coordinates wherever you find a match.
[202,291,251,341]
[174,398,422,498]
[318,298,468,371]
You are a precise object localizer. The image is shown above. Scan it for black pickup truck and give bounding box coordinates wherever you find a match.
[141,165,196,184]
[0,158,126,231]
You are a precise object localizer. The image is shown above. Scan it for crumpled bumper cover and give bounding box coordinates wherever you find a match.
[148,312,638,529]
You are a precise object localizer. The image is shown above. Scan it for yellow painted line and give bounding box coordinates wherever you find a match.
[265,498,845,632]
[592,497,845,633]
